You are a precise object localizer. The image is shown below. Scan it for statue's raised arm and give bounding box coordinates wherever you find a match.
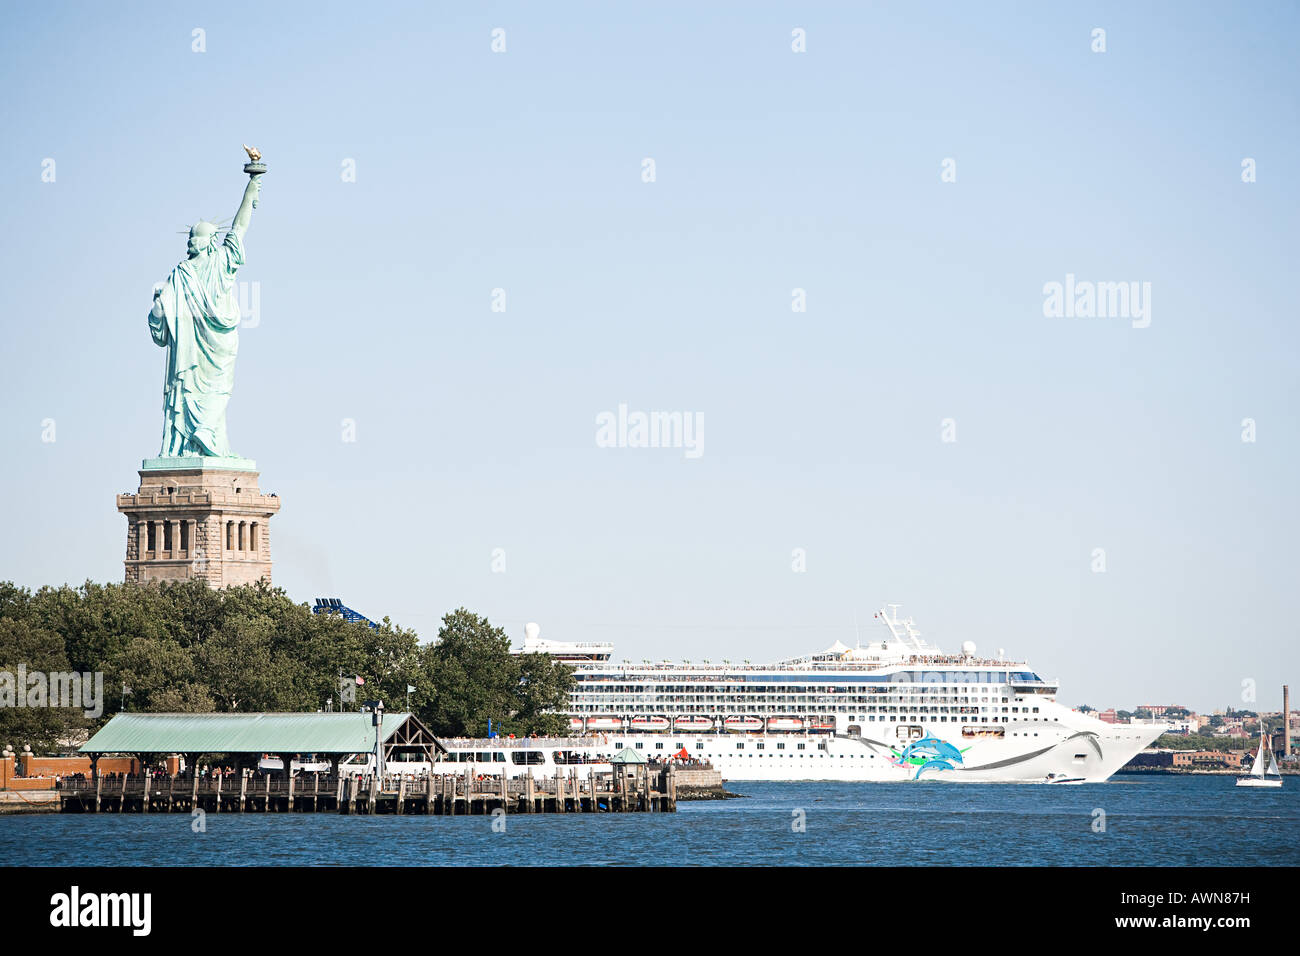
[230,144,266,241]
[230,173,263,241]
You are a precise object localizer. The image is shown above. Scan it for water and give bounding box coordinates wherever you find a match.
[3,776,1297,866]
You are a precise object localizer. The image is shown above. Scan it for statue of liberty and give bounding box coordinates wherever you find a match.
[148,149,264,460]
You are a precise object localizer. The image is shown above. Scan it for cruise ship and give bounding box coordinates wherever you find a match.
[516,607,1166,784]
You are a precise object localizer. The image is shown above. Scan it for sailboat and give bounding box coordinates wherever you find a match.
[1235,731,1283,788]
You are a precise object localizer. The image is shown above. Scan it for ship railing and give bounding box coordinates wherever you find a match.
[441,736,609,750]
[583,657,1031,676]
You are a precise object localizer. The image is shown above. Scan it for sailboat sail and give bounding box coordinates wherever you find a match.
[1250,740,1267,776]
[1266,746,1280,777]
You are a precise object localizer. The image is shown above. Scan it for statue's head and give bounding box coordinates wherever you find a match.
[186,220,220,258]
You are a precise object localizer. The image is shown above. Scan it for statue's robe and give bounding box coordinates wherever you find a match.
[149,232,244,457]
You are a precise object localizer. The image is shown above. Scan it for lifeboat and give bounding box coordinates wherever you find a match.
[568,718,585,732]
[585,716,623,732]
[766,717,805,733]
[629,715,671,732]
[724,716,764,733]
[807,717,836,732]
[674,716,715,732]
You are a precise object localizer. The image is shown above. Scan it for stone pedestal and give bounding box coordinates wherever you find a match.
[117,459,280,587]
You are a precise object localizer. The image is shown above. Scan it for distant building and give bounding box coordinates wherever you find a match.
[1139,704,1187,717]
[1271,729,1291,756]
[1164,715,1203,735]
[1171,750,1250,770]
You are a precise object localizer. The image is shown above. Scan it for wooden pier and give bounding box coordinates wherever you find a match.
[56,767,677,815]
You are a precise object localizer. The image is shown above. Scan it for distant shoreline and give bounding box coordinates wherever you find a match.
[1116,767,1298,776]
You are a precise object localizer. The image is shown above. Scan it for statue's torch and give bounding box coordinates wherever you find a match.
[242,145,266,208]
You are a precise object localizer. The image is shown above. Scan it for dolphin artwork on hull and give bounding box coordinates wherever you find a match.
[891,736,971,780]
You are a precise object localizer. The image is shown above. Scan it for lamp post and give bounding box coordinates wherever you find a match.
[366,700,385,782]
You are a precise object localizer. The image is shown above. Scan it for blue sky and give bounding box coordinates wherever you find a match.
[2,2,1297,713]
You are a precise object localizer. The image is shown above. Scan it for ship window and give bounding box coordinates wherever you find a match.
[494,753,506,762]
[756,743,765,750]
[797,743,806,750]
[736,743,744,750]
[635,742,643,748]
[655,743,664,749]
[777,743,785,750]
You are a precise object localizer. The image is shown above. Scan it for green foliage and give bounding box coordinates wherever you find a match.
[0,616,91,752]
[419,608,573,738]
[0,581,574,752]
[1155,733,1249,752]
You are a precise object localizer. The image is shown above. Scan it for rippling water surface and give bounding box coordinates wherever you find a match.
[3,775,1297,866]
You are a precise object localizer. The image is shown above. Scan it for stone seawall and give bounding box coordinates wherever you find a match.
[0,791,60,813]
[664,767,742,800]
[672,769,723,788]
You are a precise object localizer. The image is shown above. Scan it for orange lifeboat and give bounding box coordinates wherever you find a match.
[629,715,671,732]
[673,716,715,732]
[766,716,805,733]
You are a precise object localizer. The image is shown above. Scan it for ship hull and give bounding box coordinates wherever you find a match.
[604,722,1164,783]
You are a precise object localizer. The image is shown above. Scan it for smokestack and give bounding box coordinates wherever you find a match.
[1285,684,1291,757]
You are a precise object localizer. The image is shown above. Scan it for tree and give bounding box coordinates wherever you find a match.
[0,579,574,750]
[114,635,212,713]
[0,617,91,752]
[419,608,573,737]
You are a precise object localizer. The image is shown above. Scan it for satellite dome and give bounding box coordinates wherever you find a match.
[524,622,540,642]
[961,640,977,656]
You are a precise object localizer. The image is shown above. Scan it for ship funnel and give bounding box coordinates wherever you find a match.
[524,622,540,642]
